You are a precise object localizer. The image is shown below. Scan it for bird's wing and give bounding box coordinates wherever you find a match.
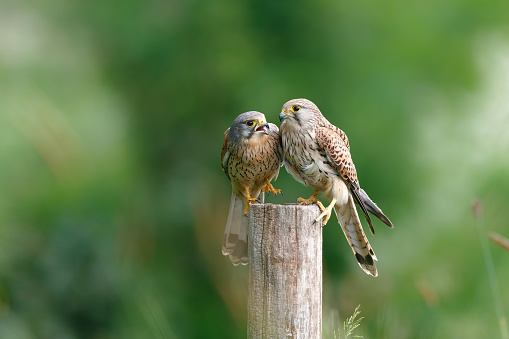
[328,124,350,150]
[316,126,375,234]
[221,128,231,180]
[358,188,393,228]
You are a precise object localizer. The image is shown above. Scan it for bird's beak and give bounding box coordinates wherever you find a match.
[279,110,287,122]
[255,122,270,135]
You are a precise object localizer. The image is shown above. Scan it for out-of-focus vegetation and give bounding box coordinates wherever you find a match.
[1,0,508,338]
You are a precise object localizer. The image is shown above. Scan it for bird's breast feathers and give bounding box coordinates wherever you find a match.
[227,134,281,184]
[282,131,337,192]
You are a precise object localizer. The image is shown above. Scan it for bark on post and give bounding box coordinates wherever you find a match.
[248,203,322,339]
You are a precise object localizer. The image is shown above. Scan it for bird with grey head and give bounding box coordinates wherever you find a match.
[221,111,283,265]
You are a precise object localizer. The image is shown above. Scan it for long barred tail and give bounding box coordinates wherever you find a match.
[334,195,378,277]
[222,192,249,265]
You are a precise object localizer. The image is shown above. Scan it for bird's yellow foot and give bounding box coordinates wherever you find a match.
[261,178,282,196]
[244,198,257,215]
[315,198,337,226]
[298,190,320,205]
[244,187,258,215]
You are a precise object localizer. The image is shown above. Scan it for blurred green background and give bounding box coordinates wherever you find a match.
[1,0,508,338]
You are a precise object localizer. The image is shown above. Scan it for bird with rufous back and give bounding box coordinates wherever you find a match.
[279,98,393,276]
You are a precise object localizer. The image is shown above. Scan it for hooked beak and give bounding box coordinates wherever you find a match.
[279,111,287,122]
[255,123,270,135]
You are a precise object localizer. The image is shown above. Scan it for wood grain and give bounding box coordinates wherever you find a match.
[248,203,322,339]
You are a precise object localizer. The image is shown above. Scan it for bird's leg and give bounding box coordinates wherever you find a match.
[261,178,282,196]
[298,190,320,205]
[315,198,337,226]
[244,187,257,215]
[298,190,335,225]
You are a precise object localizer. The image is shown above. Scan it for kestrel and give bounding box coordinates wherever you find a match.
[279,98,393,276]
[221,111,283,265]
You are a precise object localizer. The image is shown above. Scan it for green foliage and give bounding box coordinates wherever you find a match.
[473,202,509,339]
[334,305,364,339]
[1,0,509,338]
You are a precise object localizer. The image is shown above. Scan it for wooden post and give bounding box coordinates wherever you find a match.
[248,203,322,339]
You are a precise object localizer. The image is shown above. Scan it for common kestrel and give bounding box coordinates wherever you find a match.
[221,111,283,265]
[279,98,393,276]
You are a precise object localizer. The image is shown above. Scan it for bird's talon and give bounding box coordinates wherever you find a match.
[314,198,336,226]
[298,190,320,205]
[297,197,313,205]
[243,187,259,215]
[261,179,282,196]
[244,198,257,215]
[315,200,326,213]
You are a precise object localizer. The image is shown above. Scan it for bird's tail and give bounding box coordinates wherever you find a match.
[334,195,378,277]
[222,192,249,265]
[358,188,393,230]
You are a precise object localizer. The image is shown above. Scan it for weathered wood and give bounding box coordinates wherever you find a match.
[248,203,322,339]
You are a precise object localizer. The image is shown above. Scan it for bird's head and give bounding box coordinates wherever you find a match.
[229,111,271,143]
[279,98,322,129]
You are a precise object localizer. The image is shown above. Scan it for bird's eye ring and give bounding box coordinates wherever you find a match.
[246,120,255,127]
[292,105,301,113]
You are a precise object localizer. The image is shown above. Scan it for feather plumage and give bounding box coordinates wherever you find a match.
[221,112,283,265]
[279,98,393,276]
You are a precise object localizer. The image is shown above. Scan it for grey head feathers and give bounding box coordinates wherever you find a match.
[229,111,267,143]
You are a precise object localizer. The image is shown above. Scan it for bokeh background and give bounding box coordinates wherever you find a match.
[1,0,509,338]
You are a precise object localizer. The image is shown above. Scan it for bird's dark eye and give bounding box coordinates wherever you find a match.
[246,120,255,127]
[292,105,301,112]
